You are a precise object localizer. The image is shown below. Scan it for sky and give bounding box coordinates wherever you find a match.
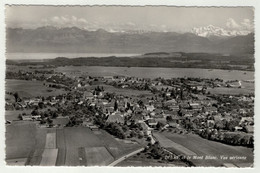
[5,6,254,33]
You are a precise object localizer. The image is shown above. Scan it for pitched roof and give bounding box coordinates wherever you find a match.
[106,112,124,124]
[131,113,144,121]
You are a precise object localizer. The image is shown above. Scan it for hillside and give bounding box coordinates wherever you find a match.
[6,27,254,54]
[7,52,254,71]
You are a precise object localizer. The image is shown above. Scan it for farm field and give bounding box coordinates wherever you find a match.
[6,123,37,160]
[94,130,142,159]
[56,66,254,81]
[156,132,254,167]
[45,133,56,149]
[6,79,66,98]
[6,123,145,166]
[6,64,54,72]
[84,84,152,97]
[5,122,58,166]
[65,148,81,166]
[40,149,58,166]
[26,128,51,165]
[55,129,66,166]
[6,158,28,166]
[207,87,254,95]
[153,132,196,156]
[85,147,114,166]
[116,157,181,167]
[5,110,33,121]
[55,127,142,166]
[103,86,152,97]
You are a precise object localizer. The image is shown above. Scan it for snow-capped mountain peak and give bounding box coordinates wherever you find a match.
[191,25,251,38]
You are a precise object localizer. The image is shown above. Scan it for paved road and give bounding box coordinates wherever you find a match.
[108,147,145,166]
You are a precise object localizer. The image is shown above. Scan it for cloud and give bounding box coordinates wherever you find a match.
[226,18,240,29]
[241,19,254,31]
[226,18,254,32]
[41,15,89,28]
[40,16,141,31]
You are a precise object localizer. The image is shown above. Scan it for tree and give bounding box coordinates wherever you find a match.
[40,119,46,124]
[18,114,22,120]
[107,122,126,139]
[180,89,184,100]
[156,122,165,129]
[52,112,58,119]
[226,119,240,131]
[47,118,53,124]
[166,116,173,122]
[130,130,137,138]
[138,131,144,139]
[127,102,131,109]
[144,83,149,90]
[13,92,19,102]
[31,109,39,116]
[114,100,118,111]
[214,120,225,130]
[38,102,44,109]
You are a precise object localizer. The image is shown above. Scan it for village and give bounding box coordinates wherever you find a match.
[6,69,254,152]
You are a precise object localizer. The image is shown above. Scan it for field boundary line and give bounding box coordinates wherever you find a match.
[63,128,67,166]
[104,146,116,162]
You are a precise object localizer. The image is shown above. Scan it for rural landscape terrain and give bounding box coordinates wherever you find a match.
[5,6,254,167]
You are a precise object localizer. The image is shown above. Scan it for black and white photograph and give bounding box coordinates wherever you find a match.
[4,5,255,167]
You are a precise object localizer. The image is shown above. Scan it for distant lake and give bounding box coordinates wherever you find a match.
[6,53,140,60]
[56,66,254,81]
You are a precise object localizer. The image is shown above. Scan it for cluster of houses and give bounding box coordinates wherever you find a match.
[6,71,254,144]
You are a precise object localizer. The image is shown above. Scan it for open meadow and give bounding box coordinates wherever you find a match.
[6,79,66,98]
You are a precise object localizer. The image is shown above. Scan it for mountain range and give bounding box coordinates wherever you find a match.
[191,25,251,38]
[6,26,254,54]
